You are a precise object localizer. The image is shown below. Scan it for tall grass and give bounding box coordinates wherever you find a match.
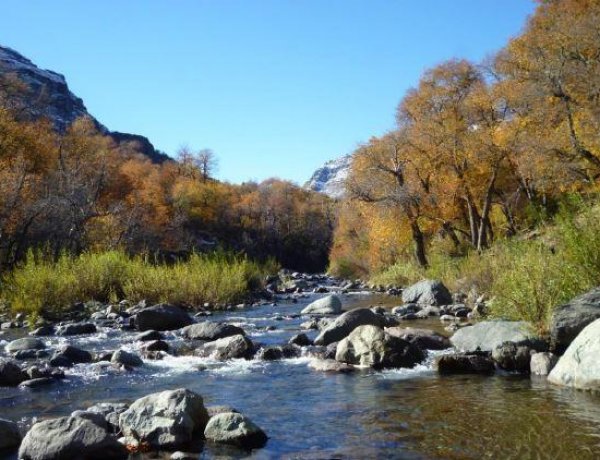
[369,200,600,333]
[0,250,274,317]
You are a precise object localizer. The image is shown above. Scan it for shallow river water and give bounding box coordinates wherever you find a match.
[1,292,600,459]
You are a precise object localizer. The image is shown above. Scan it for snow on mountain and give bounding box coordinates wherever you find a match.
[305,154,352,199]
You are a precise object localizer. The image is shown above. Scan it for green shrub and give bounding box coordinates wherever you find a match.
[1,249,274,316]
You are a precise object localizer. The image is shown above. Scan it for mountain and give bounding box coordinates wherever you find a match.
[0,45,169,163]
[304,154,352,199]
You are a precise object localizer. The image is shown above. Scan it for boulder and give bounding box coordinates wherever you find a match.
[314,308,385,346]
[492,342,533,372]
[401,280,452,306]
[289,333,312,347]
[530,352,558,376]
[135,330,163,342]
[548,318,600,390]
[550,287,600,353]
[197,335,254,360]
[450,320,545,352]
[435,353,495,375]
[57,345,92,364]
[385,327,451,350]
[207,405,240,418]
[119,388,209,449]
[0,359,27,386]
[180,322,244,341]
[300,295,343,315]
[30,325,55,336]
[19,377,55,388]
[86,403,129,433]
[134,304,193,331]
[143,340,170,352]
[308,359,354,373]
[56,323,97,336]
[335,325,425,369]
[0,418,21,450]
[19,414,127,460]
[111,350,143,367]
[204,412,267,450]
[6,338,46,353]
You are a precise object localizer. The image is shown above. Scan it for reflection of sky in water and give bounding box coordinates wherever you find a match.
[1,292,600,459]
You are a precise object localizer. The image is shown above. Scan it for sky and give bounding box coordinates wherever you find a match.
[1,0,536,184]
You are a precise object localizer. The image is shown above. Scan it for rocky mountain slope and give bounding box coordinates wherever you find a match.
[304,154,352,199]
[0,45,169,163]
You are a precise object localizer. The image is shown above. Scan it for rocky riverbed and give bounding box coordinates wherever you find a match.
[1,275,600,459]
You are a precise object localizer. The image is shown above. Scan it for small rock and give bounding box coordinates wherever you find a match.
[204,412,268,450]
[530,352,558,376]
[111,350,143,367]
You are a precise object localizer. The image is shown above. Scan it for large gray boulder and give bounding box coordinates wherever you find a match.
[450,320,544,352]
[181,322,244,341]
[301,295,343,315]
[204,412,267,450]
[197,335,254,360]
[550,287,600,353]
[5,338,46,353]
[335,325,425,369]
[314,308,385,346]
[548,318,600,390]
[119,388,209,449]
[86,403,129,433]
[401,280,452,306]
[19,414,127,460]
[385,327,451,350]
[134,304,193,331]
[0,359,28,386]
[0,418,21,450]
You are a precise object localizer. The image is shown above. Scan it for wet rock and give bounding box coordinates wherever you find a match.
[289,333,312,347]
[30,325,55,337]
[435,353,495,375]
[19,414,127,460]
[56,323,97,336]
[135,330,163,341]
[13,349,50,360]
[57,345,93,363]
[548,318,600,390]
[308,359,354,373]
[181,322,244,341]
[550,287,600,354]
[300,295,343,315]
[6,337,46,353]
[197,334,255,360]
[530,352,558,376]
[0,418,21,450]
[314,308,385,346]
[371,306,386,315]
[300,319,319,330]
[171,452,197,460]
[49,354,73,368]
[134,304,193,331]
[492,341,533,373]
[207,405,240,417]
[19,377,55,388]
[87,402,129,433]
[257,346,284,361]
[385,327,451,350]
[392,304,419,316]
[143,340,170,352]
[336,325,425,369]
[204,412,268,450]
[0,359,28,386]
[450,320,545,352]
[401,280,452,306]
[119,388,209,449]
[111,350,143,367]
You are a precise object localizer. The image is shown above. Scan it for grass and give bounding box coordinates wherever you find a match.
[0,249,275,318]
[367,198,600,333]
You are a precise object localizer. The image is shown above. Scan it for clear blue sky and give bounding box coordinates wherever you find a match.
[2,0,535,184]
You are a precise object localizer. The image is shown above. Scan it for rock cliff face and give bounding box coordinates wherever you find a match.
[304,154,351,199]
[0,45,169,163]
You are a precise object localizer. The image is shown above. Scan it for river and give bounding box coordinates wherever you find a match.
[1,292,600,459]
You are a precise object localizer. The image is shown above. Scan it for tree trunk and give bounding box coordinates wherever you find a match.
[410,220,428,268]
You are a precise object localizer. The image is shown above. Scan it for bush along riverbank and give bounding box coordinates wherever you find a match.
[1,274,599,458]
[0,250,279,320]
